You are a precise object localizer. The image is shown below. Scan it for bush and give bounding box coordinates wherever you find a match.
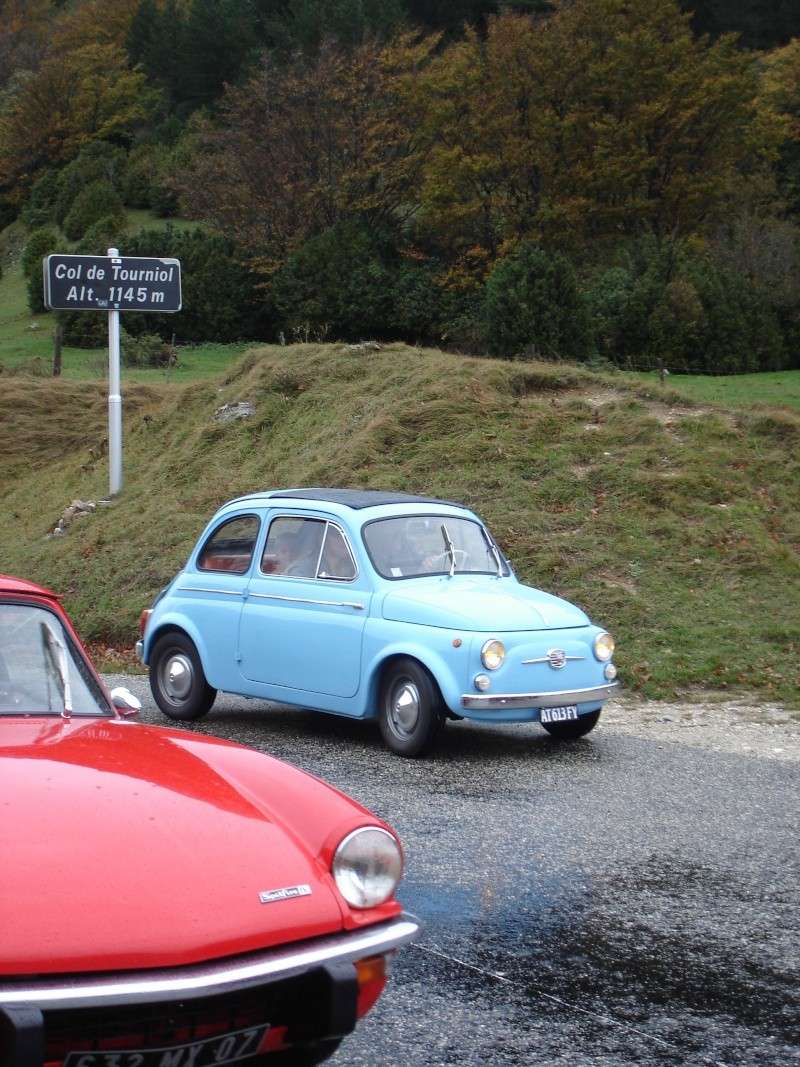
[272,220,397,340]
[61,311,108,349]
[54,142,127,225]
[63,180,126,241]
[122,143,178,214]
[22,227,60,314]
[77,216,127,255]
[483,244,593,360]
[121,329,178,368]
[121,226,271,342]
[21,169,61,228]
[585,243,789,373]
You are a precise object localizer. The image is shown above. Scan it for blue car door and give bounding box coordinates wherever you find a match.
[238,513,371,699]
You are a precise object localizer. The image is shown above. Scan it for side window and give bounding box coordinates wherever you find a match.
[261,517,326,578]
[197,515,260,574]
[319,525,357,581]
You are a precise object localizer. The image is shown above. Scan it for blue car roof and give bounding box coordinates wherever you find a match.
[223,488,464,512]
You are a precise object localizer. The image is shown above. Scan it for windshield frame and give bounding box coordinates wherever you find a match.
[0,597,115,718]
[361,513,510,581]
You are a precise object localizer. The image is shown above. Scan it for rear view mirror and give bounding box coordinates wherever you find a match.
[110,686,142,717]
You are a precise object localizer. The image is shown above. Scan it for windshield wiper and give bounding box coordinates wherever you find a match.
[41,622,72,719]
[440,523,457,578]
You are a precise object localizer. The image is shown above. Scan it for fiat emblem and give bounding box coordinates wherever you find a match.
[547,649,567,670]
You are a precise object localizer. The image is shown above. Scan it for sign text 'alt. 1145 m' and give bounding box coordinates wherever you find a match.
[43,253,182,313]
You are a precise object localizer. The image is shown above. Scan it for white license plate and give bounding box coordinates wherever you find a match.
[540,705,578,723]
[64,1024,269,1067]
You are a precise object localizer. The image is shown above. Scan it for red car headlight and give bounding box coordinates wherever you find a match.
[332,827,403,909]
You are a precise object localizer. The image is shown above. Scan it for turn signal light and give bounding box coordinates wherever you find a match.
[355,954,389,1018]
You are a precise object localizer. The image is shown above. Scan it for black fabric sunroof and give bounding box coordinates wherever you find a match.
[269,488,461,510]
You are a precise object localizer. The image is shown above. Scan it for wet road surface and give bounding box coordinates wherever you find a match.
[107,678,800,1066]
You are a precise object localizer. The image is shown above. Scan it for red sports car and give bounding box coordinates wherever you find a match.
[0,576,418,1067]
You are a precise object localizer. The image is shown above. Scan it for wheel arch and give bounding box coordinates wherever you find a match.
[143,616,210,670]
[364,646,456,720]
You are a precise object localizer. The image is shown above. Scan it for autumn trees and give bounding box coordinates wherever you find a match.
[2,0,800,368]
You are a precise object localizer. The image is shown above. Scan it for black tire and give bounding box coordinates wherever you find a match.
[541,709,601,740]
[149,632,216,721]
[379,657,445,757]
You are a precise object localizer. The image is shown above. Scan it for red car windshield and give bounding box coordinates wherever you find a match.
[0,602,112,717]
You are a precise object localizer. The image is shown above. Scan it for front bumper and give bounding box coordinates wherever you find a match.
[134,639,144,662]
[461,682,620,711]
[0,915,419,1066]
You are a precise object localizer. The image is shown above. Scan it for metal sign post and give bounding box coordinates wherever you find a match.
[43,250,182,498]
[107,248,122,496]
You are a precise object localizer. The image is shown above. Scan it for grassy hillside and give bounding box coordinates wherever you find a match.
[1,343,798,707]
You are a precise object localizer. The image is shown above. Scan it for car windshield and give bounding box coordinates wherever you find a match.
[362,515,509,579]
[0,603,112,717]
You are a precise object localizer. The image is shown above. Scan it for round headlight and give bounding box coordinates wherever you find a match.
[332,827,403,909]
[594,632,615,661]
[481,639,505,670]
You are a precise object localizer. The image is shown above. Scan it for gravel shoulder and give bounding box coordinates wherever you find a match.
[604,693,800,762]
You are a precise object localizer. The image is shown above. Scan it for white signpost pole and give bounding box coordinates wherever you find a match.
[107,247,122,496]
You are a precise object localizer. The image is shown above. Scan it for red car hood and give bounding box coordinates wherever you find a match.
[0,718,385,975]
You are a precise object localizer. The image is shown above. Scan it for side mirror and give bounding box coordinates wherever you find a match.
[110,686,142,717]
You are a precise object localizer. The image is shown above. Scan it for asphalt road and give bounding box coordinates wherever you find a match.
[106,677,800,1067]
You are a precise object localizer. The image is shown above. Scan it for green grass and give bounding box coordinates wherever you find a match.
[626,369,800,411]
[1,343,798,711]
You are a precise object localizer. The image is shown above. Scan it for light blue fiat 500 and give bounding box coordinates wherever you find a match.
[138,489,620,756]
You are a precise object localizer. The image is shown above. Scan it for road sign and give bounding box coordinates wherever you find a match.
[43,253,181,313]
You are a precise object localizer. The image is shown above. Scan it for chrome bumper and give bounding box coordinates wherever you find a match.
[135,639,144,662]
[461,682,620,712]
[0,914,420,1010]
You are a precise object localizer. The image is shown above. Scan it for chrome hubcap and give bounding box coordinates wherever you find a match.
[390,682,420,737]
[163,653,193,702]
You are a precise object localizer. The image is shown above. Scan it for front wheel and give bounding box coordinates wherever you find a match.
[379,658,445,757]
[541,709,601,740]
[149,632,217,721]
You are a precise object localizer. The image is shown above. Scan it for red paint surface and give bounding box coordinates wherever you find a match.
[0,578,402,976]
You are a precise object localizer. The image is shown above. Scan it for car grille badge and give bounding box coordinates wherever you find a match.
[259,884,312,904]
[547,649,567,669]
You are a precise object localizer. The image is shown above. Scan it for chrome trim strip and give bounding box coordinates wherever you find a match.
[249,592,364,610]
[522,655,585,665]
[182,587,243,597]
[461,682,620,711]
[0,916,420,1009]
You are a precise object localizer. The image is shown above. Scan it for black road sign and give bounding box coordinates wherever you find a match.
[43,254,181,313]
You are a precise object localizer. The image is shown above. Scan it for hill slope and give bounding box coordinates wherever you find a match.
[1,343,798,705]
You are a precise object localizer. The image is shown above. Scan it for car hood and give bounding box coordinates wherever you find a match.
[381,577,590,631]
[0,719,385,975]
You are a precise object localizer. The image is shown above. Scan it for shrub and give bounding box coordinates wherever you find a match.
[121,226,271,342]
[483,243,593,360]
[272,220,397,340]
[21,169,61,228]
[22,227,60,314]
[61,311,108,349]
[54,142,127,225]
[63,180,126,241]
[121,329,178,368]
[77,216,127,255]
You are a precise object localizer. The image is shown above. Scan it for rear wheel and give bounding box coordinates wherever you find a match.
[541,709,601,740]
[149,632,216,721]
[379,658,445,757]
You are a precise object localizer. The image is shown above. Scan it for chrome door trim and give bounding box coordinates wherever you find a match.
[249,591,365,610]
[182,587,244,597]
